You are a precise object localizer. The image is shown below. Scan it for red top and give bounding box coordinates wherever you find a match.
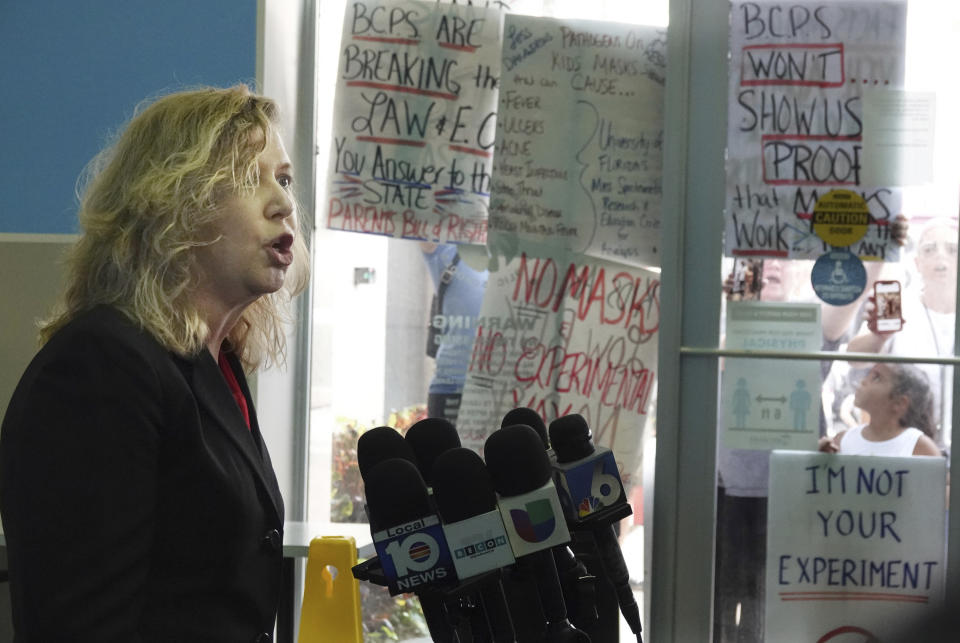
[218,352,250,430]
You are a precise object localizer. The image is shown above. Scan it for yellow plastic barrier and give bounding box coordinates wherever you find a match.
[297,536,363,643]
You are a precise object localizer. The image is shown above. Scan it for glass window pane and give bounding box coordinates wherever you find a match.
[714,2,959,640]
[310,0,667,640]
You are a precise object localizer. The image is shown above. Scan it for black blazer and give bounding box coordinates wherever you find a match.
[0,305,284,643]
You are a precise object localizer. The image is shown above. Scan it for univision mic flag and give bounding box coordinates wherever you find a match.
[496,480,571,557]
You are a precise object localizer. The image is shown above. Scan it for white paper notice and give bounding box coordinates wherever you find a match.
[325,0,502,244]
[456,253,660,491]
[487,15,666,268]
[861,89,936,187]
[765,451,946,642]
[722,302,821,450]
[726,1,907,260]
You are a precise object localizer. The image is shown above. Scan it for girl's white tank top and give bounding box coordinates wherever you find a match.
[839,424,923,456]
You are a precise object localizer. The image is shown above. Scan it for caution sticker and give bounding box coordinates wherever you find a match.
[811,189,870,247]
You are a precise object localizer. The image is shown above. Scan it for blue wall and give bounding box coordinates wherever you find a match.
[0,1,258,234]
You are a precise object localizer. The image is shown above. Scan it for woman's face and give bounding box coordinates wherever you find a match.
[194,128,297,310]
[914,224,958,291]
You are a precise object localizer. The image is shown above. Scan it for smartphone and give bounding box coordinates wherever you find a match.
[874,280,903,332]
[730,259,763,300]
[731,259,748,297]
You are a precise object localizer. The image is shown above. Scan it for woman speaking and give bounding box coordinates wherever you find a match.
[0,85,309,642]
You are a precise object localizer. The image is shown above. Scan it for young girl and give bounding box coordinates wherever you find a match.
[819,363,942,456]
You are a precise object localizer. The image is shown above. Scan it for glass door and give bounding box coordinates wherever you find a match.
[654,0,960,641]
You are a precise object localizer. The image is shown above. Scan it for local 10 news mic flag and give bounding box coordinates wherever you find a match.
[549,414,643,642]
[485,424,591,642]
[358,422,514,642]
[363,457,456,595]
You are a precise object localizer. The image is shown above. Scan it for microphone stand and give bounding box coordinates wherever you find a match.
[353,557,516,642]
[568,503,643,643]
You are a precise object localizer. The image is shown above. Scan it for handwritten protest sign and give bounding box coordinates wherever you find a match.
[487,15,666,268]
[766,451,946,641]
[456,252,659,490]
[726,1,907,260]
[325,0,502,244]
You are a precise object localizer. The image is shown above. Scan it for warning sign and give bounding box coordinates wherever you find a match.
[812,190,871,247]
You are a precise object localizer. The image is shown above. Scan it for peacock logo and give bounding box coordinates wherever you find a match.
[509,499,557,543]
[577,496,601,517]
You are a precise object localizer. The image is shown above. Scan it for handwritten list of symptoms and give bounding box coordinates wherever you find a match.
[765,451,945,641]
[488,15,666,268]
[325,0,502,244]
[726,1,906,260]
[456,253,660,490]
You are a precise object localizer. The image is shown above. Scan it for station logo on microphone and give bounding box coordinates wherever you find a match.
[373,515,457,594]
[444,511,516,578]
[553,450,626,521]
[497,481,571,557]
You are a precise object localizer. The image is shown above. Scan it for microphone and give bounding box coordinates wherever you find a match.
[485,424,590,642]
[363,457,459,642]
[549,414,643,642]
[405,417,462,488]
[357,425,418,481]
[433,447,517,642]
[500,407,550,450]
[499,410,603,634]
[408,420,501,642]
[364,457,456,593]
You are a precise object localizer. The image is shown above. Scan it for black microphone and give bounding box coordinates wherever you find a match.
[485,424,590,642]
[500,407,550,450]
[500,409,602,632]
[433,447,518,642]
[363,457,458,642]
[407,418,495,641]
[405,417,462,488]
[357,425,418,481]
[550,414,643,642]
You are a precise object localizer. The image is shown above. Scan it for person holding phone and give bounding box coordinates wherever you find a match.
[846,217,958,444]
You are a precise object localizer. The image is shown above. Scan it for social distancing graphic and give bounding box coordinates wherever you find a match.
[723,302,821,451]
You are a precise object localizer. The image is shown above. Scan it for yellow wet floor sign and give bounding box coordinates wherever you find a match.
[298,536,363,643]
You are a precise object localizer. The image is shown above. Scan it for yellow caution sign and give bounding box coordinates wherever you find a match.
[812,189,870,247]
[298,536,363,643]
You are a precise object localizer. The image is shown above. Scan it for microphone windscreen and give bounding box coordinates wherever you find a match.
[548,414,595,463]
[357,426,417,481]
[432,447,497,523]
[484,424,552,497]
[404,417,461,486]
[501,407,549,449]
[363,457,433,532]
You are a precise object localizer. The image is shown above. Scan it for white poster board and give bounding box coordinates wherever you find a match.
[722,302,821,450]
[456,252,659,490]
[325,0,502,244]
[487,15,666,268]
[766,451,946,641]
[725,0,907,260]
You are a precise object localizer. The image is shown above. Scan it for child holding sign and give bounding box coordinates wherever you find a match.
[818,363,941,456]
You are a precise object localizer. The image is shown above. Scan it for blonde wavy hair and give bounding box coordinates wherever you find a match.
[40,84,310,371]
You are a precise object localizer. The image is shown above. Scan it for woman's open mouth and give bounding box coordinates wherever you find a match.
[266,234,294,267]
